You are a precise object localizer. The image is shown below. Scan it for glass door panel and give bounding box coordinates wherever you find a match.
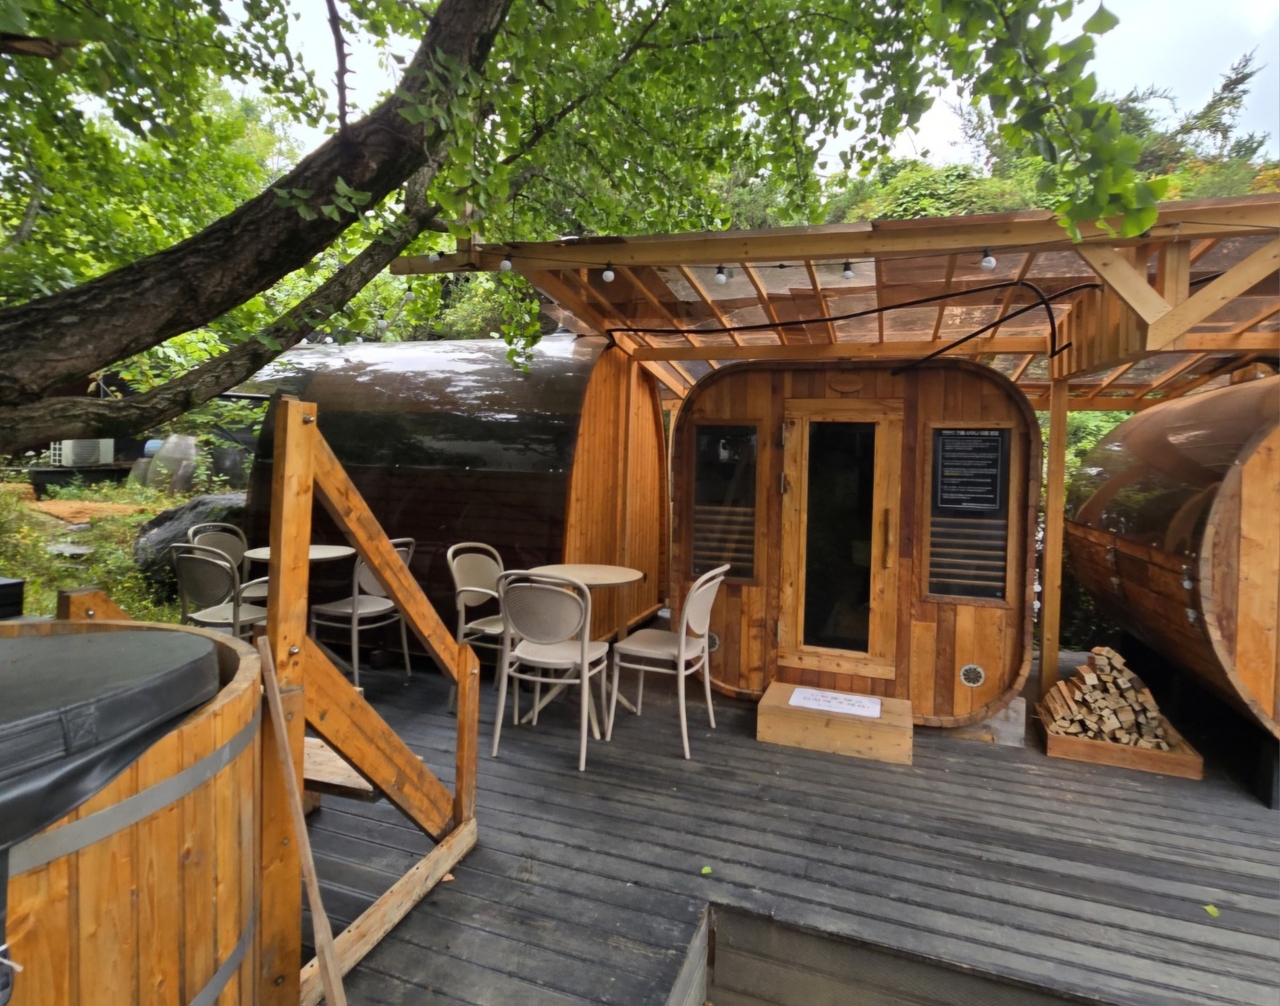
[803,422,876,651]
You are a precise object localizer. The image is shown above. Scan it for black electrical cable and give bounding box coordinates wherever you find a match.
[606,279,1101,365]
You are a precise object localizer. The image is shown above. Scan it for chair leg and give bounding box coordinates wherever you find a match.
[702,658,716,730]
[606,653,620,742]
[578,672,590,772]
[400,618,412,678]
[492,661,509,758]
[532,681,542,726]
[597,662,610,740]
[350,618,360,690]
[636,669,645,716]
[512,678,520,726]
[677,669,691,760]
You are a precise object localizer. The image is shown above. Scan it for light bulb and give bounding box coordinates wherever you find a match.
[375,319,389,331]
[714,265,727,285]
[980,249,997,271]
[841,260,854,280]
[403,291,415,303]
[602,265,616,283]
[322,336,334,344]
[427,252,440,263]
[500,254,513,272]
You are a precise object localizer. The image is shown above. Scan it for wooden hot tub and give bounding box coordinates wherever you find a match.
[1,621,261,1005]
[1066,376,1279,738]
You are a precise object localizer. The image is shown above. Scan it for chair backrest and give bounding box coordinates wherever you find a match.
[188,522,246,547]
[446,542,503,609]
[681,564,730,639]
[355,538,416,597]
[497,571,589,645]
[170,544,239,611]
[191,529,247,568]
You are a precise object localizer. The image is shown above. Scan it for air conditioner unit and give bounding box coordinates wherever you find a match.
[49,439,114,467]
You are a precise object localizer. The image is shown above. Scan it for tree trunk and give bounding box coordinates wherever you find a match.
[0,209,434,454]
[0,0,511,409]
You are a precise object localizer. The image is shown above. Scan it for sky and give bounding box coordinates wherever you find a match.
[285,0,1280,163]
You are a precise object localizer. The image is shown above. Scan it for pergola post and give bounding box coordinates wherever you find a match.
[1040,378,1069,697]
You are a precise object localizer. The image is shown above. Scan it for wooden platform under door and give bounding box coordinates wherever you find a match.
[757,681,913,765]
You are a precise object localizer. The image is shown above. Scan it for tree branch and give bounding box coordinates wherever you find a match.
[325,0,351,136]
[0,0,513,409]
[0,150,44,255]
[0,204,437,454]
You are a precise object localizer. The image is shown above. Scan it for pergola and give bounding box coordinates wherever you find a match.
[392,192,1279,698]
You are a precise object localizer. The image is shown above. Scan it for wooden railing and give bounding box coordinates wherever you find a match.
[260,397,480,1006]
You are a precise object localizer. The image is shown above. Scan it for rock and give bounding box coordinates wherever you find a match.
[134,493,247,599]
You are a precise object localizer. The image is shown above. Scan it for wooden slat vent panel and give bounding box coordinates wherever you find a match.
[693,504,754,578]
[929,516,1007,599]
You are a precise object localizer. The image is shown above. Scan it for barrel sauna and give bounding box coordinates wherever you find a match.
[243,333,667,641]
[670,359,1039,727]
[1066,376,1280,738]
[0,621,261,1006]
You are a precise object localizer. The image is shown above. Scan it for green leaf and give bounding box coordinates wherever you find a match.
[1082,4,1119,34]
[1203,904,1220,918]
[700,866,712,876]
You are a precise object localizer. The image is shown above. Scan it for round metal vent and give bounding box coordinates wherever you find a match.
[959,663,986,687]
[707,632,720,653]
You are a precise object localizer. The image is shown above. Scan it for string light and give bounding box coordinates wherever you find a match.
[980,249,997,271]
[841,261,854,280]
[602,264,616,283]
[714,265,727,285]
[499,254,513,271]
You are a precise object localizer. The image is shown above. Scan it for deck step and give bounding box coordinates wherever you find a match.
[756,682,913,765]
[304,737,379,801]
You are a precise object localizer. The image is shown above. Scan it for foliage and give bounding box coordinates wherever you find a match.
[0,483,183,621]
[1,88,299,306]
[0,0,1187,448]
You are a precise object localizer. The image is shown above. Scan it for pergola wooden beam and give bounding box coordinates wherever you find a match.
[1147,238,1280,349]
[631,336,1049,361]
[391,196,1278,275]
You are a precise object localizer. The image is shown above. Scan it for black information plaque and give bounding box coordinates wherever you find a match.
[933,429,1009,515]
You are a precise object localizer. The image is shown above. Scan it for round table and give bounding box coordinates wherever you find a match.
[244,545,356,563]
[528,563,643,587]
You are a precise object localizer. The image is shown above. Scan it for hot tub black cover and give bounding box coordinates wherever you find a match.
[0,631,219,851]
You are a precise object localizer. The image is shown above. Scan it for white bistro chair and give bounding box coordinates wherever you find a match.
[446,542,506,657]
[492,571,609,772]
[445,541,507,712]
[607,563,729,759]
[188,522,268,602]
[309,538,415,688]
[169,543,269,639]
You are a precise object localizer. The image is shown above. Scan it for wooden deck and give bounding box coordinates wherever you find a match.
[306,668,1280,1006]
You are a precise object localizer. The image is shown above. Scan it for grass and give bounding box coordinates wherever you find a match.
[0,479,204,621]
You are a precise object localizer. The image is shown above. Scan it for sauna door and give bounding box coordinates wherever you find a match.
[778,401,902,679]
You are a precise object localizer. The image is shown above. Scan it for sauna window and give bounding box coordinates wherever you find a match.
[692,425,757,578]
[928,429,1010,600]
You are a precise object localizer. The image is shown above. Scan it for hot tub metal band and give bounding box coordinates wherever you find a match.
[5,705,261,1006]
[9,705,261,875]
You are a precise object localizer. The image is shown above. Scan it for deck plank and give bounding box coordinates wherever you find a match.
[307,670,1280,1006]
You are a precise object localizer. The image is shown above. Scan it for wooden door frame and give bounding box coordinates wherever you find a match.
[778,399,904,680]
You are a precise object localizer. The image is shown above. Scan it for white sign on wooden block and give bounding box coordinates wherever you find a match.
[788,688,883,719]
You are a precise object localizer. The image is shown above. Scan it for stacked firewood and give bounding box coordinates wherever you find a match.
[1042,647,1171,750]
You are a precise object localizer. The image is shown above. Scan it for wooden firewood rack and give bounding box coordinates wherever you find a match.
[260,396,480,1006]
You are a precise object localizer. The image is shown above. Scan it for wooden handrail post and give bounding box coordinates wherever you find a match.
[1040,378,1069,698]
[260,396,316,1005]
[454,644,481,824]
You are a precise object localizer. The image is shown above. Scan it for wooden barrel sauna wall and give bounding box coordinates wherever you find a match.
[243,334,667,642]
[670,360,1039,727]
[1066,376,1280,738]
[0,621,261,1006]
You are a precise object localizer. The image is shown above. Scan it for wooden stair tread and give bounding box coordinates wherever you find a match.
[304,737,379,801]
